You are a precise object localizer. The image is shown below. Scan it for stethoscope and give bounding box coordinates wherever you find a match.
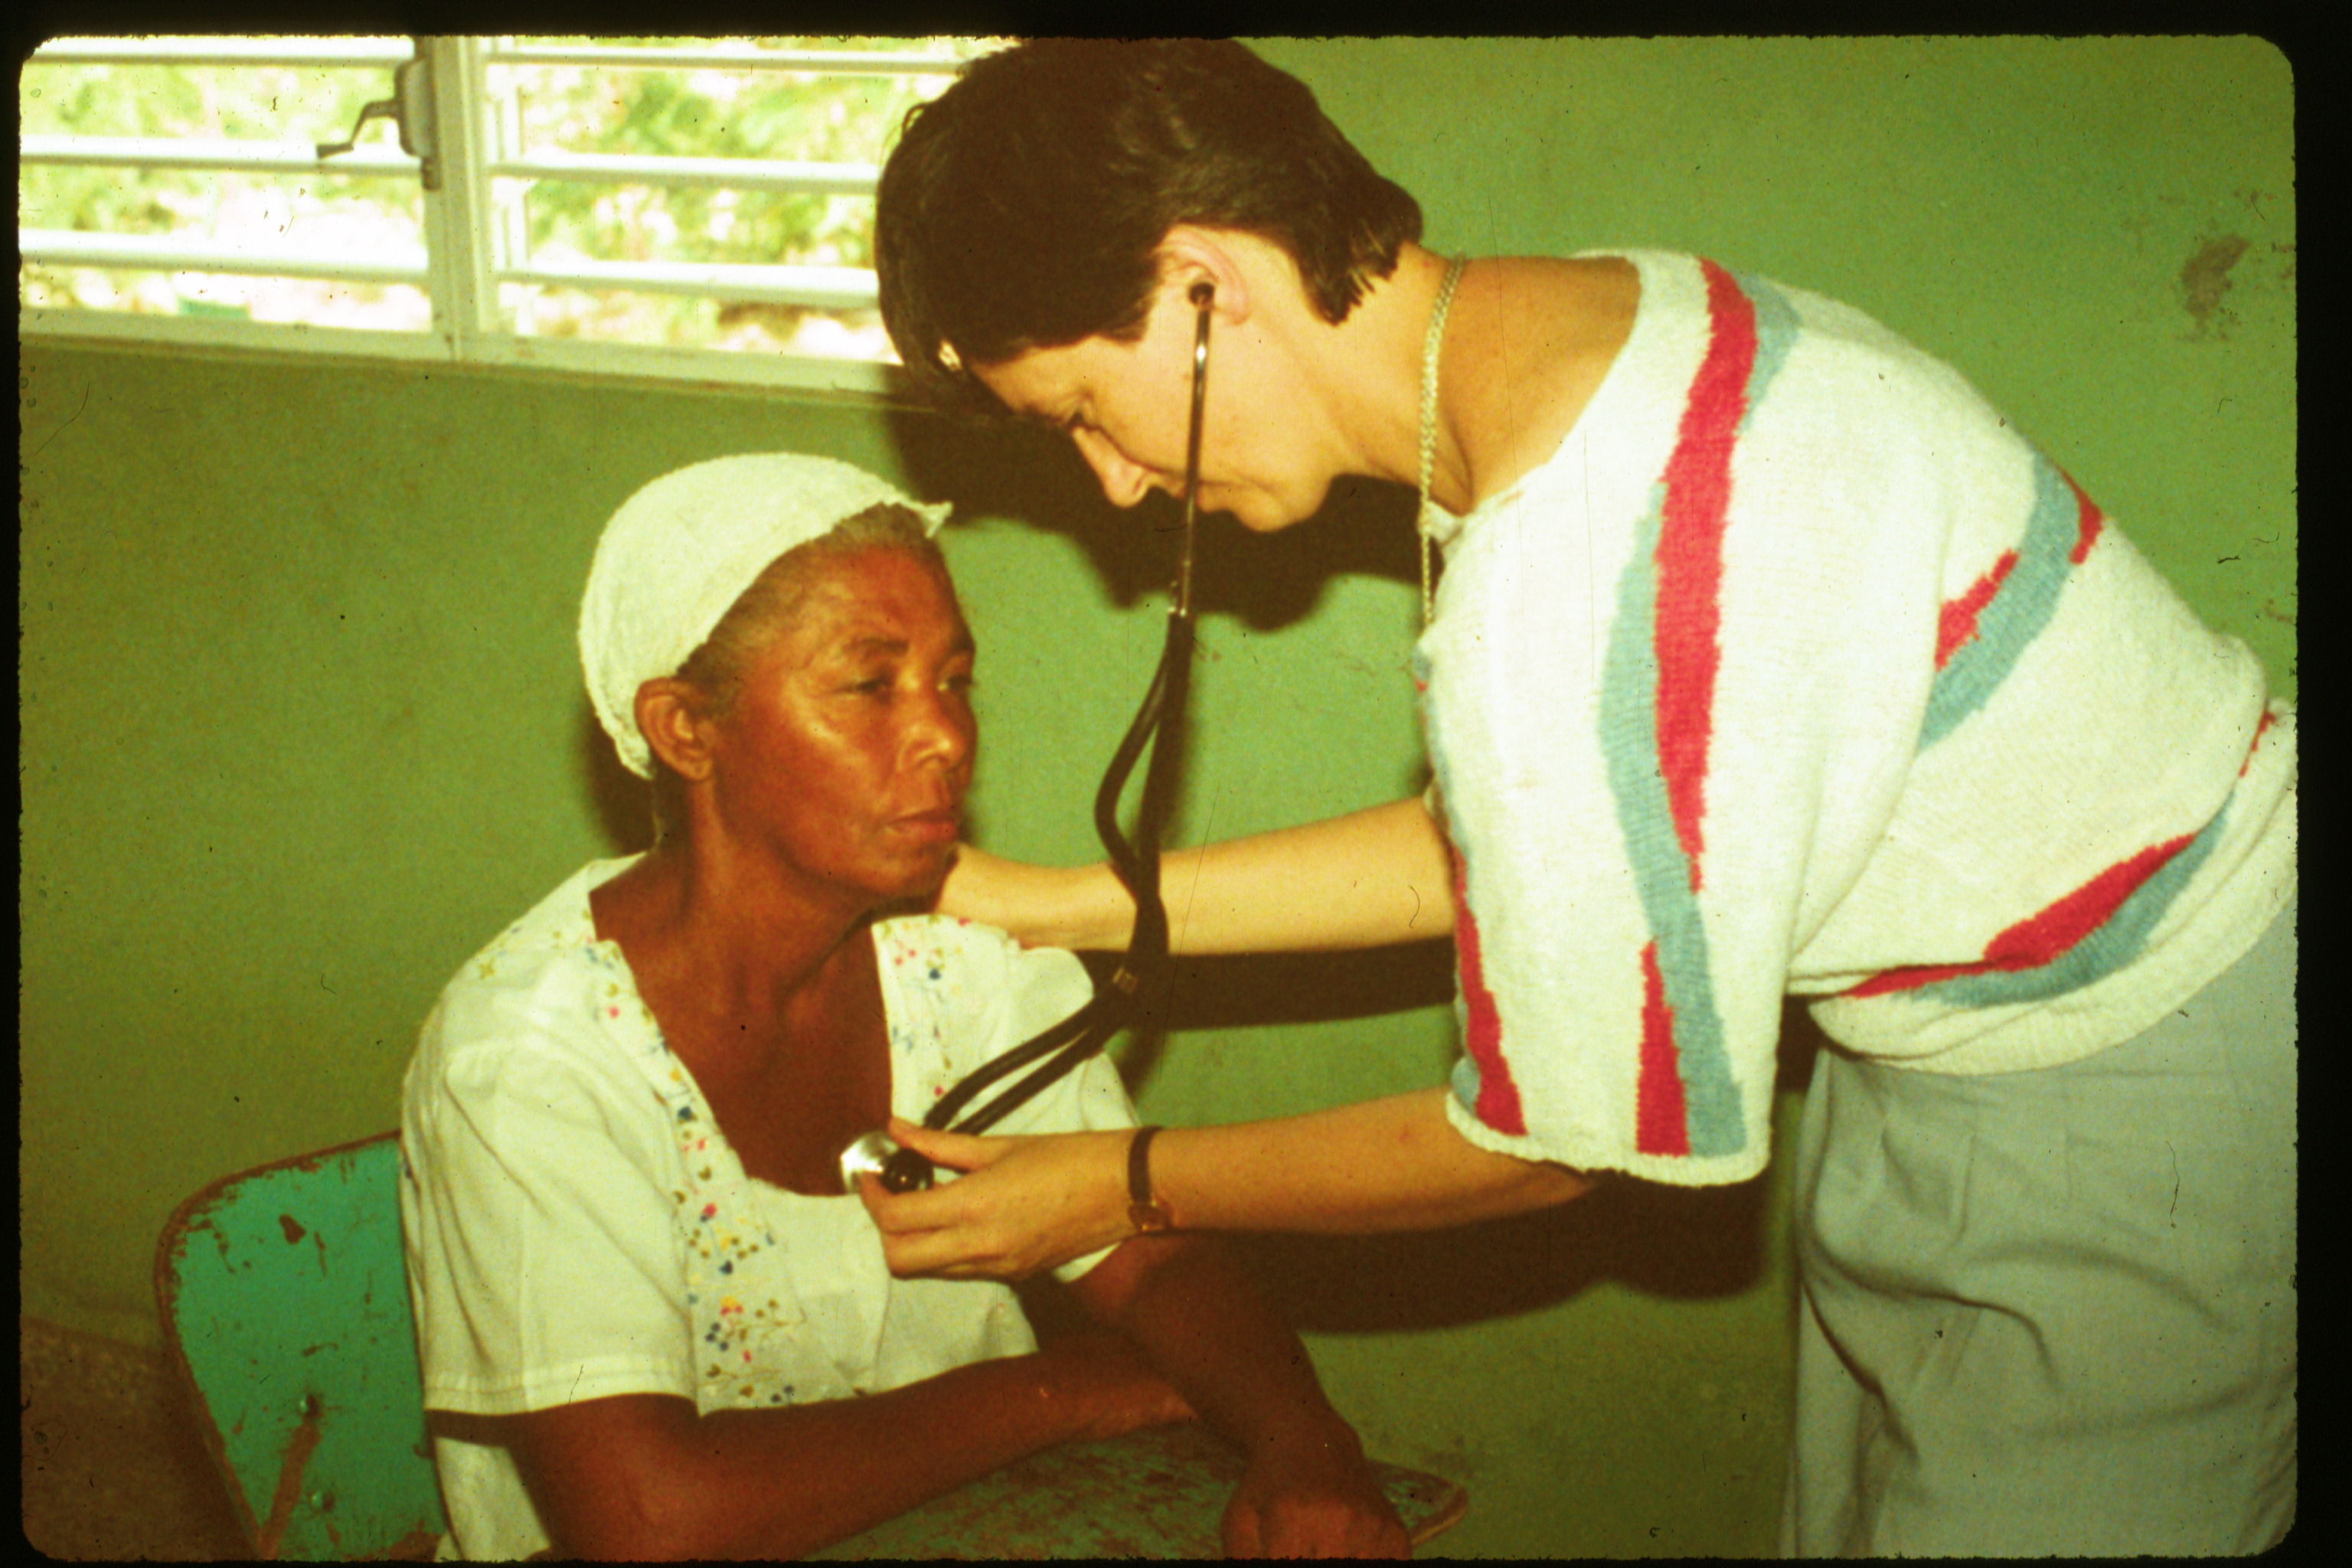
[841,281,1216,1196]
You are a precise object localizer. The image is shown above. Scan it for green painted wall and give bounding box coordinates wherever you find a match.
[20,38,2291,1558]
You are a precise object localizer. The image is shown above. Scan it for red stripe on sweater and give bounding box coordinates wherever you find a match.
[1935,550,2019,668]
[2062,469,2105,565]
[1449,851,1526,1135]
[2241,710,2275,777]
[1653,260,1756,893]
[1635,941,1690,1155]
[1844,832,2197,998]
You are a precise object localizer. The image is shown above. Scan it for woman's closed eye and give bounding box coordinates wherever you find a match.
[845,669,974,698]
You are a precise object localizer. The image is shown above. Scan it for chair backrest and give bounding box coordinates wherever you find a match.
[155,1131,445,1560]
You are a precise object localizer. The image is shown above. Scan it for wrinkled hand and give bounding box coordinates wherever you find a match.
[857,1119,1132,1280]
[1222,1432,1413,1560]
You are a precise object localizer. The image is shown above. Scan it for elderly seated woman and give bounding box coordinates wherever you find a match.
[397,454,1406,1561]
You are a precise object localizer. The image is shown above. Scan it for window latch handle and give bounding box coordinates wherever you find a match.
[316,51,437,189]
[315,96,397,161]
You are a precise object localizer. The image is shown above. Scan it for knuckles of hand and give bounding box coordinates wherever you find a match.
[1226,1455,1410,1560]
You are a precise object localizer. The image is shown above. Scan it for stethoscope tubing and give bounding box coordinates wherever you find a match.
[858,285,1214,1191]
[920,616,1191,1138]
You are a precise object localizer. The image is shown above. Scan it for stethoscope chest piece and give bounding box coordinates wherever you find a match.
[838,1129,939,1194]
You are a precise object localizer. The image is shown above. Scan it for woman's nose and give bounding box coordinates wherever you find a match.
[1072,429,1156,508]
[906,688,975,770]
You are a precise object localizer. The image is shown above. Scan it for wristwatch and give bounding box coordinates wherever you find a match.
[1127,1125,1174,1233]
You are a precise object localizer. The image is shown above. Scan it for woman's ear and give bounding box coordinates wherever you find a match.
[635,678,719,783]
[1155,225,1251,325]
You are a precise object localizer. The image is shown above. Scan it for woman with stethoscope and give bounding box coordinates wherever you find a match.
[857,39,2298,1557]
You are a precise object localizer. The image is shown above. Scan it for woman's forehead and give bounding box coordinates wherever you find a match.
[972,342,1089,421]
[784,550,970,652]
[976,309,1176,420]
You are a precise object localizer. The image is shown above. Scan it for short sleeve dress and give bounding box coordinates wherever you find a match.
[399,857,1137,1560]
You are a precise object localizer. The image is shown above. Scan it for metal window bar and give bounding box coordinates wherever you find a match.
[492,149,879,196]
[29,38,416,67]
[22,235,871,310]
[16,148,884,207]
[20,136,418,177]
[482,42,970,75]
[504,260,876,309]
[18,230,427,286]
[22,36,965,72]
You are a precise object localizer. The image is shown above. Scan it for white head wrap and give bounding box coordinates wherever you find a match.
[580,453,952,778]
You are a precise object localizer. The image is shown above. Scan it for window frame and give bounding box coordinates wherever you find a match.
[18,34,976,400]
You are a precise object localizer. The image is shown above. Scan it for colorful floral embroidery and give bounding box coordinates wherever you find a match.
[878,920,968,1065]
[504,872,1052,1415]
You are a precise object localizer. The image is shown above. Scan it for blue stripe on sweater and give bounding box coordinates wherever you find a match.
[1921,454,2078,749]
[1599,480,1744,1157]
[1734,271,1800,429]
[1909,802,2227,1009]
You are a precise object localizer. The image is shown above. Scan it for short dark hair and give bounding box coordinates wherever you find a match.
[877,38,1423,413]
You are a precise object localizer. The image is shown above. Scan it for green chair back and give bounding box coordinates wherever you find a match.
[155,1132,445,1560]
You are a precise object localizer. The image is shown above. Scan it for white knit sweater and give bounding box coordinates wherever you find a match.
[1418,250,2295,1186]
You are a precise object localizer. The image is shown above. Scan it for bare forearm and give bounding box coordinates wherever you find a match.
[867,1091,1593,1282]
[949,798,1455,955]
[1076,1237,1349,1456]
[1071,1237,1411,1558]
[684,1356,1096,1557]
[523,1343,1174,1560]
[1152,1089,1594,1235]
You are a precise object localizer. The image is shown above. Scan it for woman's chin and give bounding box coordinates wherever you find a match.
[874,852,957,913]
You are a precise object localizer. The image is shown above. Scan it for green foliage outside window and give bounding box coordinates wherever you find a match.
[18,35,991,354]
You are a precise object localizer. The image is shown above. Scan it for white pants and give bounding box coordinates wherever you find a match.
[1782,902,2296,1557]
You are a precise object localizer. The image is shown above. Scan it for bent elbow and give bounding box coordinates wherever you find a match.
[517,1414,733,1561]
[543,1482,696,1562]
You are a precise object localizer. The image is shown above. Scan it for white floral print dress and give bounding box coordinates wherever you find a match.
[399,858,1136,1560]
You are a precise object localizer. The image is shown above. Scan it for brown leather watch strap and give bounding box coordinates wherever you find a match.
[1127,1125,1174,1233]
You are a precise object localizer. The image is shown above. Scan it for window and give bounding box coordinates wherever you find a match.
[18,35,997,394]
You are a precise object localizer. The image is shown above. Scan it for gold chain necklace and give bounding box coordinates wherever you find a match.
[1417,254,1468,628]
